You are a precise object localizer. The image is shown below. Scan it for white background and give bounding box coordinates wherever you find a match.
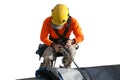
[0,0,120,80]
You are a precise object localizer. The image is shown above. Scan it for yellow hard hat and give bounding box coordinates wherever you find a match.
[51,4,69,26]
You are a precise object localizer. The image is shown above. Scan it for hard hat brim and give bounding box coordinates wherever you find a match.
[51,23,64,30]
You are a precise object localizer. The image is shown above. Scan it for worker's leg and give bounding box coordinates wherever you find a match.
[41,47,55,67]
[62,44,77,68]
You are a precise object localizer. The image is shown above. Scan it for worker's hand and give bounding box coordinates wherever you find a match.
[51,43,63,52]
[65,39,75,48]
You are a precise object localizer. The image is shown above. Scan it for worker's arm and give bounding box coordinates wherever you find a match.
[72,18,84,44]
[40,18,53,46]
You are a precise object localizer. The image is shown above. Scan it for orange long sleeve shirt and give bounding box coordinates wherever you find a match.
[40,16,84,46]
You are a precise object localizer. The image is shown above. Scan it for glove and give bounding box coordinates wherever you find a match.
[51,42,63,52]
[65,39,75,48]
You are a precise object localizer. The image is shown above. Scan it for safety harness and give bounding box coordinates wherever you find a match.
[36,16,71,59]
[49,16,71,45]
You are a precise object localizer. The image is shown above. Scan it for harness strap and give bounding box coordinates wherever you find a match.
[53,16,71,39]
[50,16,71,44]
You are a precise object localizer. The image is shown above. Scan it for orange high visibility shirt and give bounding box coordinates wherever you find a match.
[40,16,84,46]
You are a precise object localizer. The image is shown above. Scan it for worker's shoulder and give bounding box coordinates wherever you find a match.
[70,16,78,24]
[44,16,52,22]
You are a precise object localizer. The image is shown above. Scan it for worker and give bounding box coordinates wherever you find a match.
[40,4,84,68]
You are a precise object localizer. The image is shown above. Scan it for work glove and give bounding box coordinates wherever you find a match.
[51,42,63,52]
[65,39,75,48]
